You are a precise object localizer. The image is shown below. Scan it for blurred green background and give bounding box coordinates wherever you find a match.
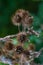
[0,0,43,64]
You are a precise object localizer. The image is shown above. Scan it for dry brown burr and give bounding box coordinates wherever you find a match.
[11,9,24,32]
[28,43,35,51]
[17,32,27,45]
[23,50,30,60]
[2,40,15,58]
[4,40,15,51]
[11,45,24,62]
[15,45,24,54]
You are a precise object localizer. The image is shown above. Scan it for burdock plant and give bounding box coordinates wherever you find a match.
[0,9,43,65]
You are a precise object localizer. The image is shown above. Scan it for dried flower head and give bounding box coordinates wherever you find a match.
[15,45,24,54]
[3,40,15,56]
[2,40,15,57]
[11,45,24,61]
[28,43,35,51]
[22,13,33,31]
[23,50,30,57]
[11,9,25,26]
[4,40,14,51]
[12,14,21,26]
[17,32,27,43]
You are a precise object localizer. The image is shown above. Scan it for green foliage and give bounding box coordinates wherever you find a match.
[0,62,9,65]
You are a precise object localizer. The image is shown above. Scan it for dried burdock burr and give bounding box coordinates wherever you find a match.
[28,43,35,51]
[14,46,25,65]
[2,40,15,58]
[12,46,23,60]
[11,45,24,63]
[23,50,33,63]
[11,9,23,32]
[17,32,27,44]
[22,12,33,31]
[23,50,30,60]
[15,45,24,54]
[4,40,14,51]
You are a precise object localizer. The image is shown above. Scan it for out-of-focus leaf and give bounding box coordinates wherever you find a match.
[32,14,40,30]
[38,2,43,24]
[0,62,9,65]
[12,38,18,45]
[39,52,43,63]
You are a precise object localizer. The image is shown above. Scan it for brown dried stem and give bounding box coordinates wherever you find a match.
[0,29,39,42]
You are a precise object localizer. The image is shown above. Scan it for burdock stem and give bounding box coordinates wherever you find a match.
[0,28,39,42]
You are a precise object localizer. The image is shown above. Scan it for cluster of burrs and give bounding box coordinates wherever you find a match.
[0,32,43,65]
[0,9,43,65]
[11,9,33,32]
[11,9,39,37]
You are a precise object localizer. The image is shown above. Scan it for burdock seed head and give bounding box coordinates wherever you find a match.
[28,43,35,51]
[23,50,30,56]
[11,14,22,26]
[11,9,24,26]
[4,40,15,51]
[17,32,27,43]
[11,9,29,26]
[15,45,24,54]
